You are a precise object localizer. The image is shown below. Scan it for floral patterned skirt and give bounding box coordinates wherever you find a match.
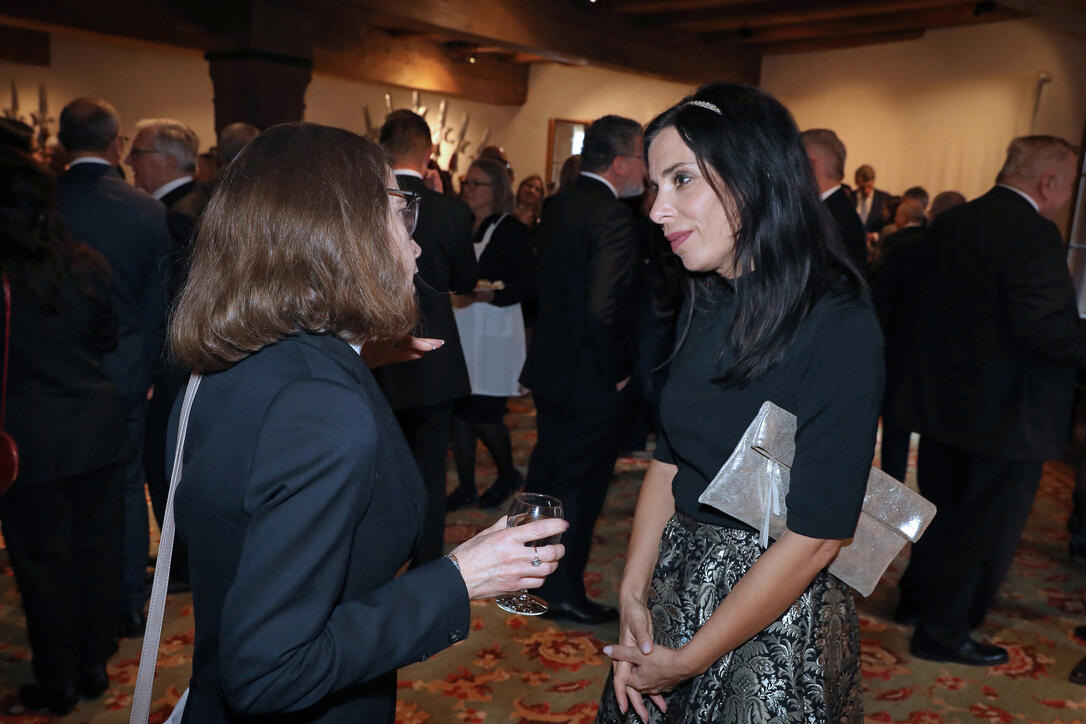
[596,512,862,724]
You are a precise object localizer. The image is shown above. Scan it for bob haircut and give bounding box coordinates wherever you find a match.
[467,157,516,214]
[170,122,417,373]
[644,82,864,387]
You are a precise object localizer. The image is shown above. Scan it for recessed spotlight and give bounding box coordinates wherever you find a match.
[468,55,476,63]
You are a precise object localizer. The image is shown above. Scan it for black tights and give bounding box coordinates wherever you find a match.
[450,417,519,492]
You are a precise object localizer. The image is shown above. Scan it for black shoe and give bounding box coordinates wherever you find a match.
[446,486,478,512]
[1072,654,1086,685]
[19,682,79,715]
[1076,625,1086,641]
[542,597,619,625]
[909,630,1008,666]
[118,610,146,638]
[479,472,524,508]
[78,666,110,700]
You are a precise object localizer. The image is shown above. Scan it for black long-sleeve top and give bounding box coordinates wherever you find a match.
[654,279,884,540]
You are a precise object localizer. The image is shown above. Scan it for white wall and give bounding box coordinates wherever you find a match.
[305,63,692,184]
[1,34,216,157]
[2,30,691,187]
[761,18,1086,203]
[6,19,1083,209]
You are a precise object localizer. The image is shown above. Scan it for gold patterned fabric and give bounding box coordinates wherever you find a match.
[597,513,863,723]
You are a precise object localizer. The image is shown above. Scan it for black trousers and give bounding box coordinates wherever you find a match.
[144,366,189,582]
[899,437,1042,646]
[525,394,625,604]
[0,464,123,687]
[396,402,454,567]
[880,421,911,484]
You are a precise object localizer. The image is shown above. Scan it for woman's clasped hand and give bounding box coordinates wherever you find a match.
[449,516,567,600]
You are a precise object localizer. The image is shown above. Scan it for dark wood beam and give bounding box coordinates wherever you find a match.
[342,0,759,86]
[0,1,532,105]
[0,22,49,65]
[313,30,528,105]
[753,29,926,54]
[701,2,1027,44]
[611,0,757,12]
[641,0,967,32]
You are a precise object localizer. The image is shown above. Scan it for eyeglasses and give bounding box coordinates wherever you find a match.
[461,179,493,189]
[388,187,421,236]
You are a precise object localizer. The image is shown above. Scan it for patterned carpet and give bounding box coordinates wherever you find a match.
[1,396,1086,723]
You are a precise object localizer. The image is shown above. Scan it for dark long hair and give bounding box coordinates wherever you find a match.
[645,82,864,386]
[0,149,72,308]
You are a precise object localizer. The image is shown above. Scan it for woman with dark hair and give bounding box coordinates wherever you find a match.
[446,157,536,510]
[513,174,545,229]
[167,123,565,723]
[0,148,128,715]
[598,84,882,722]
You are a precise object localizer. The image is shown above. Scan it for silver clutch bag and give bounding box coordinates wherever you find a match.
[697,401,936,597]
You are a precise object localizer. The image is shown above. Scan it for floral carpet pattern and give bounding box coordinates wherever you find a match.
[1,397,1086,722]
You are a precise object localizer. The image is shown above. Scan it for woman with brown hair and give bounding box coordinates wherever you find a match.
[167,123,566,724]
[513,174,545,230]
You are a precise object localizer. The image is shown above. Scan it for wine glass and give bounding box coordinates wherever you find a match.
[495,492,564,615]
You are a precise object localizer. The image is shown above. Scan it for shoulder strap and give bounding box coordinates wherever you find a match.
[130,373,202,724]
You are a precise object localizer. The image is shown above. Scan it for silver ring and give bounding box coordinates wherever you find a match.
[531,555,542,567]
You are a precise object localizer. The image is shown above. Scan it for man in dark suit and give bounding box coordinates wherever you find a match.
[869,197,928,483]
[801,129,868,273]
[373,110,477,567]
[854,164,893,236]
[521,115,644,623]
[57,98,172,636]
[127,117,209,592]
[896,135,1083,666]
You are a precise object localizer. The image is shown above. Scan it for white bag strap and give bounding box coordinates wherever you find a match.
[130,373,202,724]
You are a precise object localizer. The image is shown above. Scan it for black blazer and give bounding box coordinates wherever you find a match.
[824,185,869,273]
[869,224,928,419]
[161,179,211,307]
[520,175,640,411]
[58,162,171,399]
[170,332,470,724]
[896,186,1086,460]
[7,242,128,485]
[856,187,892,234]
[373,173,477,409]
[475,213,535,307]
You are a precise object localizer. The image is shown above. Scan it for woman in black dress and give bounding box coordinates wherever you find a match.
[447,157,536,510]
[0,149,128,715]
[598,84,883,722]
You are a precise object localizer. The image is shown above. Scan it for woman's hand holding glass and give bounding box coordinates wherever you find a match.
[448,515,567,601]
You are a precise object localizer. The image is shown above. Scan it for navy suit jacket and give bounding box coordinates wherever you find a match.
[521,175,640,411]
[58,162,171,398]
[372,173,476,409]
[897,186,1086,460]
[825,185,869,274]
[169,332,469,723]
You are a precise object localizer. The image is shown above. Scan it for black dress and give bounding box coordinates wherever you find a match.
[598,278,883,723]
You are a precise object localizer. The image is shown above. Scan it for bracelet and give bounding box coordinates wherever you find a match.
[445,552,461,572]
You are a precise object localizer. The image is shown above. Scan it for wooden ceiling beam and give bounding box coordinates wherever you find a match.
[700,2,1027,44]
[753,29,926,54]
[313,29,528,105]
[0,1,530,105]
[641,0,967,32]
[341,0,759,86]
[610,0,759,13]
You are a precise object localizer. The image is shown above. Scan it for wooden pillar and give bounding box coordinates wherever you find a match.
[205,49,313,133]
